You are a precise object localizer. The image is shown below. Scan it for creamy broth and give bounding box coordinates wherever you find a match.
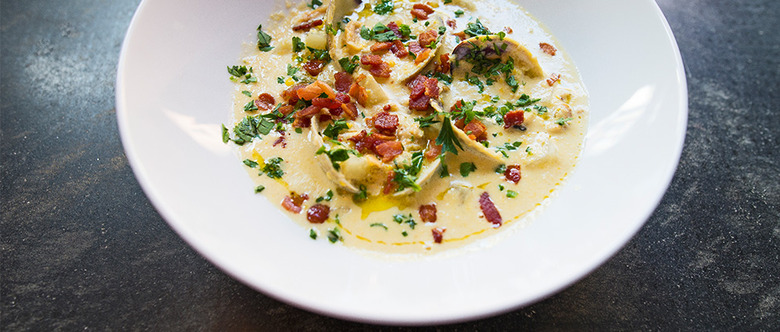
[224,0,588,255]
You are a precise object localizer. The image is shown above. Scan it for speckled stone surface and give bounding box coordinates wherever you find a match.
[1,0,778,330]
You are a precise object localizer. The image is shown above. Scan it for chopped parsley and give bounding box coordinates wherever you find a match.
[227,65,250,77]
[221,124,229,143]
[327,227,342,243]
[392,152,424,192]
[494,141,522,158]
[370,223,388,230]
[435,117,464,155]
[454,9,464,17]
[438,26,447,35]
[555,117,574,126]
[360,22,412,42]
[353,184,368,202]
[322,119,349,139]
[414,114,439,128]
[459,162,477,177]
[309,228,317,239]
[243,159,259,168]
[373,0,394,15]
[307,47,331,62]
[261,157,284,179]
[243,100,258,112]
[316,189,334,203]
[464,19,491,37]
[241,90,252,97]
[291,36,306,52]
[255,185,266,193]
[307,0,322,9]
[316,146,356,170]
[256,24,274,52]
[506,190,518,198]
[516,94,541,107]
[495,164,507,174]
[338,56,360,74]
[231,115,275,145]
[392,213,417,229]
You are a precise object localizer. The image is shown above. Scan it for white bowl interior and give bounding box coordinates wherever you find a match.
[117,0,687,324]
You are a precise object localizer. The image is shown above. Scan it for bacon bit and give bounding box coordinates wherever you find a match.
[375,141,404,162]
[386,22,403,38]
[312,97,341,110]
[539,42,557,56]
[278,105,294,116]
[282,193,309,214]
[546,73,561,86]
[503,26,513,34]
[390,40,409,58]
[424,77,439,98]
[504,165,522,184]
[350,130,392,154]
[349,130,369,151]
[408,41,424,56]
[451,100,463,112]
[479,192,502,226]
[446,19,457,29]
[408,75,439,111]
[297,105,321,118]
[313,80,336,99]
[371,42,393,53]
[296,83,324,101]
[432,227,445,244]
[306,204,330,223]
[292,19,323,32]
[303,60,326,76]
[503,110,525,129]
[413,3,434,14]
[273,134,287,148]
[282,83,307,104]
[254,93,276,111]
[407,74,427,90]
[341,102,358,120]
[456,118,487,141]
[411,8,430,20]
[360,54,383,66]
[383,104,392,112]
[418,29,438,48]
[409,93,430,111]
[415,49,431,65]
[382,170,397,195]
[453,31,467,40]
[292,117,311,128]
[334,72,353,93]
[334,92,351,104]
[424,141,441,161]
[368,62,392,78]
[373,112,399,135]
[419,204,437,223]
[348,83,368,107]
[435,54,450,73]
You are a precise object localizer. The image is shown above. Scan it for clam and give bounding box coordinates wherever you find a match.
[309,115,362,193]
[451,35,544,84]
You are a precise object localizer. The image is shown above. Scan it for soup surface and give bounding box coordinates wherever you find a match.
[223,0,588,254]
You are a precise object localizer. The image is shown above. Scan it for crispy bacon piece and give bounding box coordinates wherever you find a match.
[479,192,502,226]
[292,19,323,32]
[547,73,561,86]
[408,41,424,56]
[292,117,311,128]
[539,42,557,56]
[368,62,392,78]
[373,112,399,135]
[297,105,322,118]
[341,102,358,120]
[503,110,525,129]
[408,75,439,111]
[424,142,441,161]
[254,93,276,111]
[503,26,513,34]
[278,105,294,116]
[435,54,450,74]
[418,29,438,48]
[303,60,326,76]
[413,4,434,14]
[273,134,286,148]
[386,21,403,38]
[312,97,341,110]
[453,31,467,40]
[282,83,307,104]
[456,118,487,141]
[446,19,457,29]
[297,81,336,101]
[432,227,445,244]
[334,72,353,93]
[419,204,437,223]
[371,42,393,53]
[415,49,431,65]
[334,92,350,104]
[411,8,431,20]
[348,83,368,107]
[390,40,408,58]
[361,54,383,66]
[306,204,330,223]
[350,130,394,155]
[282,193,308,214]
[504,165,522,184]
[375,141,404,162]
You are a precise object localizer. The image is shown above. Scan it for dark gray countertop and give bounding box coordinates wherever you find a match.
[2,0,778,330]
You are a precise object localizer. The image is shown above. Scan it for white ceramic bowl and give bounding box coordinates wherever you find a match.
[117,0,686,324]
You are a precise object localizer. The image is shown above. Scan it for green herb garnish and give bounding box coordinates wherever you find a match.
[256,24,274,52]
[338,55,360,74]
[373,0,394,15]
[459,162,477,177]
[262,157,284,179]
